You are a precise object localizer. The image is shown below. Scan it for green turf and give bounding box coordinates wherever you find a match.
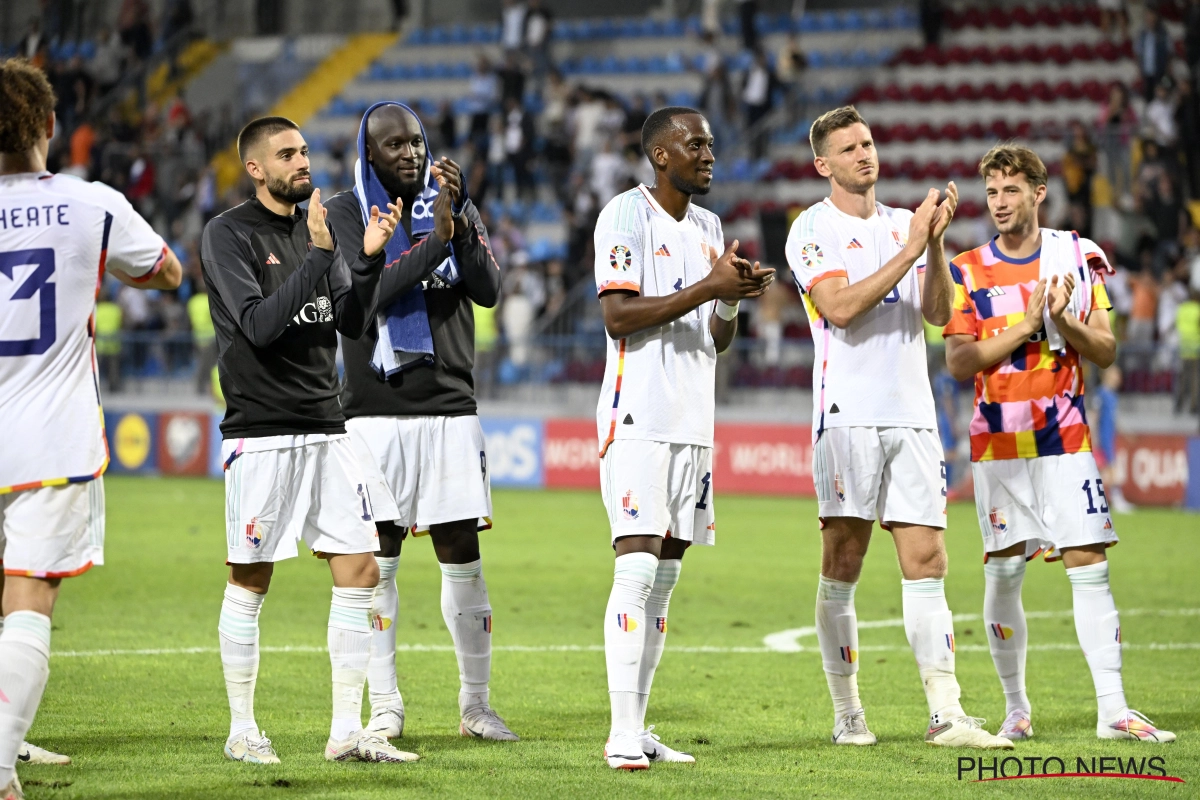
[14,477,1199,799]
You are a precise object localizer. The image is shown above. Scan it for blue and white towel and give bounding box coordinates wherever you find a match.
[352,100,463,378]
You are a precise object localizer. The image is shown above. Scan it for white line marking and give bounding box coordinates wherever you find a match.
[46,608,1200,659]
[760,608,1200,653]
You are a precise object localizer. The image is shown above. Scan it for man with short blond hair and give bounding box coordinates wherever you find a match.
[943,142,1175,743]
[785,105,1012,749]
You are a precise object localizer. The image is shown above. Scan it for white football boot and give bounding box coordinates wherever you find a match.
[1097,709,1175,743]
[832,708,877,745]
[639,726,695,763]
[460,706,519,741]
[365,705,406,739]
[0,774,23,800]
[604,730,650,770]
[998,709,1034,740]
[18,741,70,765]
[925,715,1014,749]
[224,730,281,764]
[325,732,420,763]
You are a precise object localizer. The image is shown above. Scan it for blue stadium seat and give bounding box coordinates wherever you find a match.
[579,55,601,73]
[807,51,825,69]
[849,49,872,68]
[448,24,467,43]
[890,6,917,28]
[662,52,683,73]
[864,9,888,29]
[552,19,573,40]
[368,62,388,80]
[619,18,641,37]
[639,18,661,37]
[427,26,448,44]
[406,28,427,45]
[815,11,838,31]
[595,18,618,38]
[797,14,818,33]
[663,18,684,36]
[840,11,865,31]
[452,61,471,78]
[79,40,96,59]
[683,15,703,34]
[600,54,620,73]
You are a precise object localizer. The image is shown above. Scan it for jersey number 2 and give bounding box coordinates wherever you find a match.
[0,249,57,356]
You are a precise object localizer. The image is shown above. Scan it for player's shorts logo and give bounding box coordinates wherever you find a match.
[839,646,857,664]
[655,617,667,633]
[371,614,393,631]
[245,517,263,549]
[1115,626,1121,643]
[609,244,632,271]
[945,634,956,652]
[834,473,846,502]
[622,490,639,520]
[989,623,1013,640]
[616,613,638,632]
[482,615,492,633]
[1103,517,1113,530]
[799,242,824,268]
[989,507,1007,533]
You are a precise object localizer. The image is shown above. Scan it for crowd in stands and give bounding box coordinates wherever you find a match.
[5,1,1199,423]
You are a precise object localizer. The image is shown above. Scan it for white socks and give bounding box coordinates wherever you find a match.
[637,558,681,729]
[328,586,373,740]
[1067,561,1127,720]
[0,611,52,786]
[368,555,403,716]
[440,560,493,714]
[219,584,265,739]
[815,575,862,721]
[902,578,964,721]
[605,552,657,733]
[983,556,1030,715]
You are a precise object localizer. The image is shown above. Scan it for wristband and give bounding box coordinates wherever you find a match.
[715,300,740,320]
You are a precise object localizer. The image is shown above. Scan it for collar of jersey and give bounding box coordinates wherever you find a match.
[637,184,694,228]
[822,196,882,223]
[988,236,1041,265]
[0,171,51,183]
[248,195,303,228]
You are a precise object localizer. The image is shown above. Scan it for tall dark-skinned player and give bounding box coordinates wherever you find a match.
[324,102,514,743]
[593,107,774,769]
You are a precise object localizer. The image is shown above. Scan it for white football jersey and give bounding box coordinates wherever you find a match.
[785,198,936,440]
[0,172,166,493]
[594,185,723,453]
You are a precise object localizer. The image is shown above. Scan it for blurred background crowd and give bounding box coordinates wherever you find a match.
[3,0,1198,447]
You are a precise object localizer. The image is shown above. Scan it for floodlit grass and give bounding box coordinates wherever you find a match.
[17,477,1198,798]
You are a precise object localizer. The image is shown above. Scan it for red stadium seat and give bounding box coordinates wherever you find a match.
[894,123,918,143]
[980,82,1004,101]
[1060,4,1084,24]
[898,157,918,178]
[952,82,975,101]
[1046,43,1071,64]
[996,44,1019,63]
[947,45,972,64]
[854,85,880,103]
[1019,44,1045,63]
[1070,42,1092,61]
[930,84,953,102]
[924,161,950,180]
[958,199,983,218]
[1095,40,1120,61]
[877,162,898,179]
[990,119,1012,139]
[1082,80,1108,103]
[1035,5,1062,26]
[1013,120,1033,138]
[965,121,986,139]
[987,7,1013,28]
[914,122,936,140]
[1013,6,1037,27]
[1054,80,1083,100]
[969,44,993,64]
[909,84,932,103]
[873,124,895,144]
[1029,80,1055,102]
[883,83,906,101]
[1003,81,1028,102]
[947,159,972,177]
[939,122,963,141]
[960,7,985,28]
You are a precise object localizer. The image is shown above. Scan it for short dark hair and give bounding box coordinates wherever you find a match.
[978,142,1048,188]
[237,116,300,163]
[809,105,868,157]
[0,58,56,155]
[641,106,704,164]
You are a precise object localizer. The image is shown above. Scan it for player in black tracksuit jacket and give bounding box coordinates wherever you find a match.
[324,102,514,742]
[198,117,420,765]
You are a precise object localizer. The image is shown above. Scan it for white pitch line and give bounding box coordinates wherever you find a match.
[760,607,1200,653]
[47,607,1200,659]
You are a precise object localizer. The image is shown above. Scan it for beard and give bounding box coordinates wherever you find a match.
[377,168,425,203]
[667,171,711,197]
[265,171,315,204]
[832,164,877,194]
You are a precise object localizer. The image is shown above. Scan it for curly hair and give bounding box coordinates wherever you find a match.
[0,59,56,155]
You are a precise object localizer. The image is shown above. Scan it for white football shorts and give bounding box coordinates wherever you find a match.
[222,434,380,564]
[972,451,1118,561]
[346,415,492,534]
[600,440,715,546]
[813,426,947,529]
[0,479,104,578]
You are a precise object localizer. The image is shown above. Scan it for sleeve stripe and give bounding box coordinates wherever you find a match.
[806,269,847,292]
[598,280,641,295]
[129,245,168,283]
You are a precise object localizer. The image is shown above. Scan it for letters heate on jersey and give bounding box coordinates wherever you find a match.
[945,238,1112,462]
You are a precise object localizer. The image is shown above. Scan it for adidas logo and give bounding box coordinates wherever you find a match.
[845,239,864,250]
[266,252,281,265]
[986,287,1006,297]
[654,244,671,257]
[829,403,841,413]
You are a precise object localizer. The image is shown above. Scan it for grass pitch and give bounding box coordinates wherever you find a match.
[17,476,1199,798]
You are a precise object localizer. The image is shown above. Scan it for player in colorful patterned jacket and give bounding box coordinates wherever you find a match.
[943,143,1175,743]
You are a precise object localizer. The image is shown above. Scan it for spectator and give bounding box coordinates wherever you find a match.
[1144,78,1179,152]
[1093,366,1134,512]
[1134,8,1171,103]
[118,0,154,61]
[589,138,627,206]
[88,27,126,96]
[1126,249,1160,353]
[255,0,284,35]
[1137,163,1185,275]
[523,0,552,97]
[621,95,650,155]
[701,0,721,37]
[1188,0,1200,84]
[95,292,123,392]
[1100,0,1129,41]
[497,51,526,108]
[1176,76,1200,198]
[20,18,44,63]
[503,97,536,200]
[919,0,944,48]
[390,0,409,32]
[742,48,778,159]
[775,32,808,124]
[1061,120,1097,236]
[737,0,760,51]
[1158,261,1190,368]
[466,56,499,150]
[1177,288,1200,415]
[66,118,97,179]
[1097,83,1137,202]
[188,291,216,394]
[500,0,528,55]
[501,277,536,369]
